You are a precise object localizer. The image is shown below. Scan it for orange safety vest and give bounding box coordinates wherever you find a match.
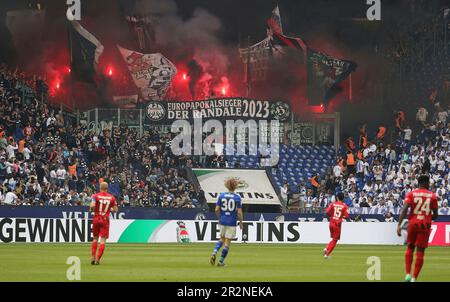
[356,150,363,160]
[18,139,25,153]
[310,176,319,188]
[69,164,77,176]
[346,153,355,165]
[377,126,386,138]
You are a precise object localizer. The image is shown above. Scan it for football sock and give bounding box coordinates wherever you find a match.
[219,246,229,263]
[405,248,414,275]
[91,241,98,258]
[413,251,424,279]
[213,240,223,256]
[326,239,338,255]
[97,243,105,261]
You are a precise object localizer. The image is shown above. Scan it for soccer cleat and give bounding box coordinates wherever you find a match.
[405,274,412,282]
[217,261,225,267]
[323,248,328,259]
[91,260,95,265]
[94,261,100,265]
[411,278,416,282]
[210,254,216,266]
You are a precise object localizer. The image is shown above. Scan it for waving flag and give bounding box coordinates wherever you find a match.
[307,48,357,106]
[117,45,177,101]
[266,5,306,55]
[271,32,307,55]
[267,5,283,34]
[68,21,104,83]
[239,37,272,83]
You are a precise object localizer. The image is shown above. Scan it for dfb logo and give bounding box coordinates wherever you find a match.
[366,0,381,21]
[366,256,381,280]
[66,0,81,21]
[66,256,81,281]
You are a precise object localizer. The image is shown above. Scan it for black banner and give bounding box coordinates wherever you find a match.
[68,21,104,83]
[307,49,356,105]
[144,98,291,124]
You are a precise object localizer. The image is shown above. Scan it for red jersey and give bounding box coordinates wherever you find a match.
[325,201,349,223]
[404,189,438,224]
[92,192,117,219]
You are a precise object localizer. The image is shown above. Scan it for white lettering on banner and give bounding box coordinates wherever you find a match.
[1,218,449,245]
[141,221,405,245]
[446,225,450,244]
[297,218,318,222]
[429,224,438,243]
[61,212,125,219]
[146,99,290,122]
[193,169,281,205]
[0,218,91,243]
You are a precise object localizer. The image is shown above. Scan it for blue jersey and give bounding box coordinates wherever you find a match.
[216,192,242,226]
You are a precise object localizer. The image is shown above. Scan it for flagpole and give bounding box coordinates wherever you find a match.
[246,35,251,97]
[349,73,353,101]
[67,21,75,111]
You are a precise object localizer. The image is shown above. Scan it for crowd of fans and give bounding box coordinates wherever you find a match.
[0,66,208,209]
[0,62,448,217]
[297,102,449,216]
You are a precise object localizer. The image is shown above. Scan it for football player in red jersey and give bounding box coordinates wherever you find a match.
[90,182,118,265]
[397,175,438,282]
[323,192,349,258]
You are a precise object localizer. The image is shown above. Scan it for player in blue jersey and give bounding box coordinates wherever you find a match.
[210,178,244,267]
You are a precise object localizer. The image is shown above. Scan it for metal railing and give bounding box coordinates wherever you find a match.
[85,108,341,150]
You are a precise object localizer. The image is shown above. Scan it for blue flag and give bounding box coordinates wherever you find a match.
[307,48,356,106]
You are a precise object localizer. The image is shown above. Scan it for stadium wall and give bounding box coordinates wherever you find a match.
[0,206,449,222]
[0,218,449,246]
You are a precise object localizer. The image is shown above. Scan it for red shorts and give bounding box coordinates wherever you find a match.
[92,217,110,239]
[329,221,342,240]
[407,221,431,249]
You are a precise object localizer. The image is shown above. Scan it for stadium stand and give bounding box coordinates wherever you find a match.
[0,65,206,209]
[0,5,448,215]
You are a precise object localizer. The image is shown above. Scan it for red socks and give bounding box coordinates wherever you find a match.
[405,248,425,279]
[413,251,424,279]
[91,241,98,258]
[326,239,338,256]
[97,243,106,262]
[405,248,413,275]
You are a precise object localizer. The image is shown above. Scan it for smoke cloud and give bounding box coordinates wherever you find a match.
[133,0,238,100]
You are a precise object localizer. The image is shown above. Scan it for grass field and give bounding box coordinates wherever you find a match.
[0,243,448,282]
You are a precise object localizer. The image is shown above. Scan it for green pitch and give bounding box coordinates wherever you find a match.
[0,243,448,281]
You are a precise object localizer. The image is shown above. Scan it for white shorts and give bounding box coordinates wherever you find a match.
[219,225,236,239]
